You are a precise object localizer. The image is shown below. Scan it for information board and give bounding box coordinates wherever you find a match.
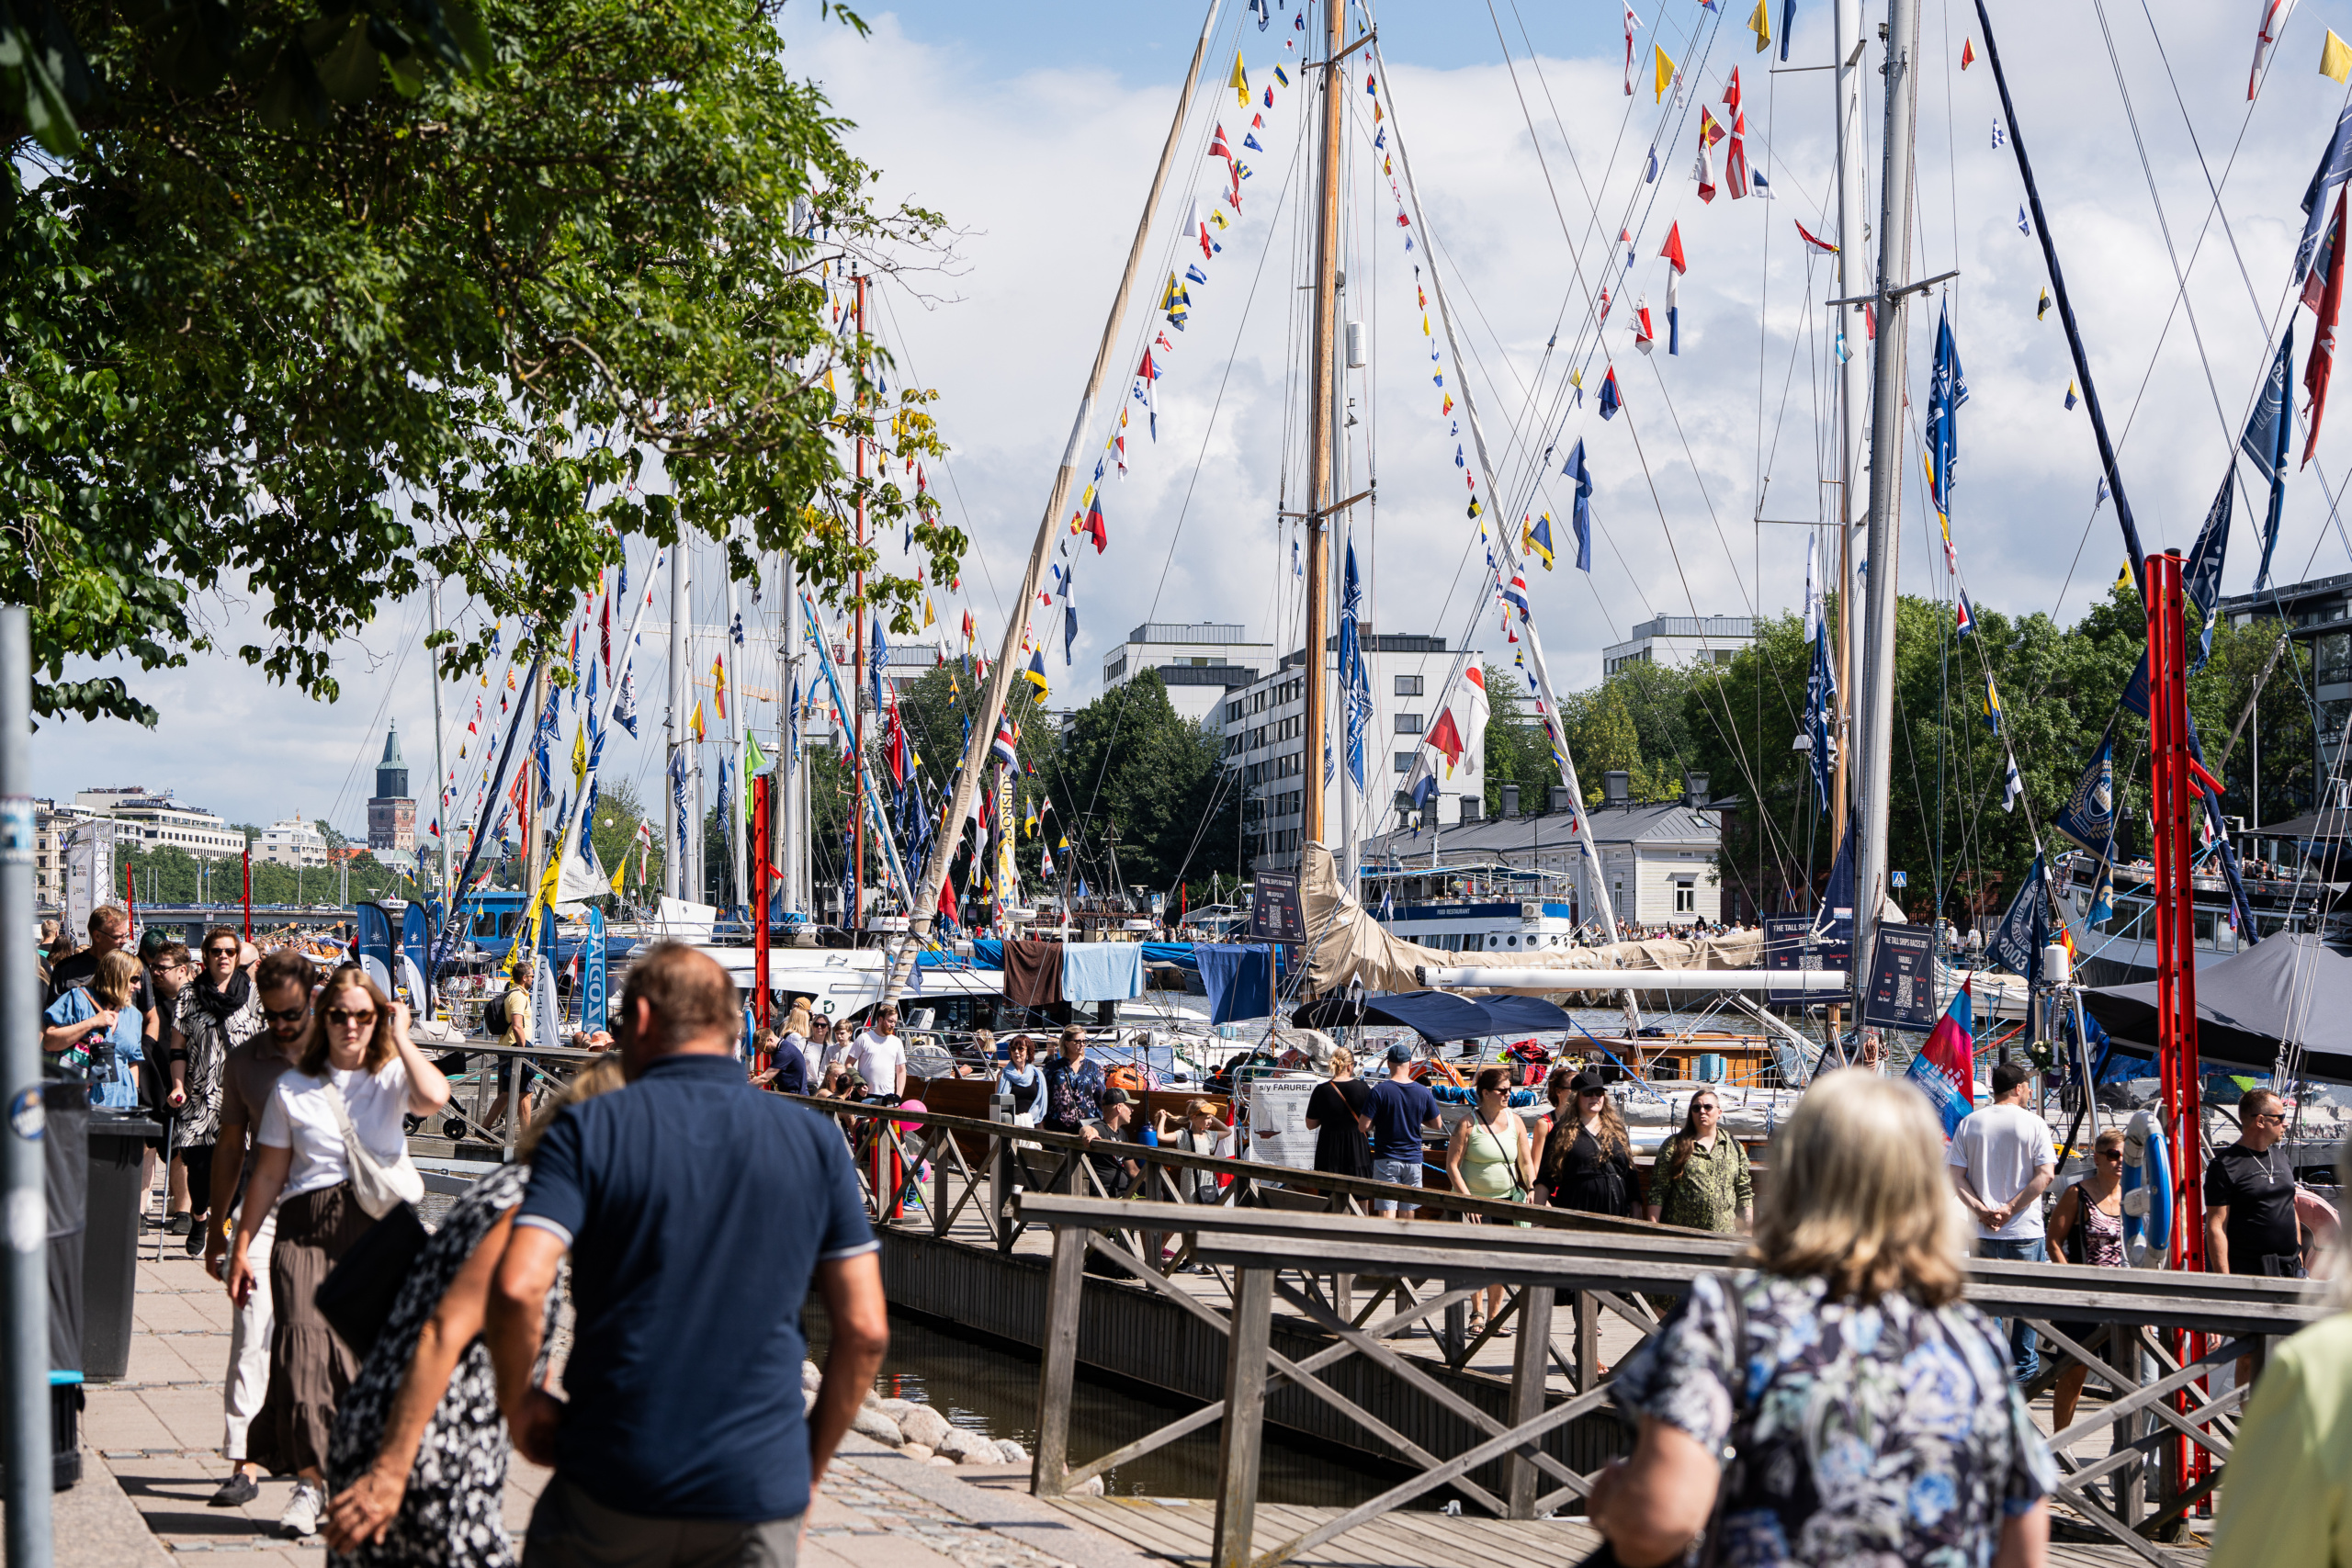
[1860,926,1940,1032]
[1243,1076,1319,1171]
[1762,914,1851,1006]
[1250,872,1306,944]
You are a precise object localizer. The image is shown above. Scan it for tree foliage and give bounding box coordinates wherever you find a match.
[1041,671,1235,895]
[6,0,960,725]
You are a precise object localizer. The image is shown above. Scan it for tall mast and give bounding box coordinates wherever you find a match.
[878,0,1227,1009]
[526,660,548,919]
[665,530,688,901]
[1851,0,1923,1026]
[726,546,746,916]
[427,578,451,900]
[1300,0,1344,857]
[1334,283,1355,900]
[1829,0,1870,842]
[852,272,868,932]
[777,547,803,917]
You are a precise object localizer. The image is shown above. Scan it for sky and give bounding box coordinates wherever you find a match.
[38,0,2352,839]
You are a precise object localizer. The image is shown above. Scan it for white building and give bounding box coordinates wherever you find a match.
[1103,623,1272,724]
[33,799,96,909]
[70,788,244,859]
[1220,633,1481,874]
[1601,615,1755,678]
[257,813,331,868]
[1362,771,1728,929]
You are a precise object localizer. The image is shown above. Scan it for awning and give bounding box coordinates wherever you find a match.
[1289,989,1572,1043]
[2079,933,2352,1084]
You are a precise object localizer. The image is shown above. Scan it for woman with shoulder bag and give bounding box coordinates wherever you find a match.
[1447,1067,1536,1335]
[226,966,451,1541]
[1589,1069,2055,1568]
[2046,1127,2129,1432]
[322,1057,625,1567]
[1533,1066,1637,1219]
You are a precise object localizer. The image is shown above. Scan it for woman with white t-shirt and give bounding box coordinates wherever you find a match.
[225,966,450,1540]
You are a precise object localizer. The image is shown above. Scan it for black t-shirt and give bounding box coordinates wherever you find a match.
[1307,1077,1374,1178]
[2203,1139,2300,1271]
[46,950,155,1037]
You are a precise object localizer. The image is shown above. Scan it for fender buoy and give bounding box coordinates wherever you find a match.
[2120,1109,2174,1263]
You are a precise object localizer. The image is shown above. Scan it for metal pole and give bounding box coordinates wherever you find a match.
[879,0,1227,1006]
[779,547,803,917]
[853,272,868,936]
[666,539,689,902]
[1849,0,1922,1029]
[726,547,746,918]
[1,607,52,1566]
[1830,0,1869,841]
[427,581,452,904]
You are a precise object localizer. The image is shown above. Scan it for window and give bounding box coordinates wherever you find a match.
[1675,879,1697,914]
[1395,674,1423,696]
[1395,751,1415,773]
[1395,712,1424,734]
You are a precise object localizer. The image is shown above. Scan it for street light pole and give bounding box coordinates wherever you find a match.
[1,607,51,1565]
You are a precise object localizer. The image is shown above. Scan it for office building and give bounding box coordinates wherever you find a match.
[1103,623,1271,724]
[1601,615,1755,678]
[71,788,243,859]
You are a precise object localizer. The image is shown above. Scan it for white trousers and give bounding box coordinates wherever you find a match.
[223,1207,275,1461]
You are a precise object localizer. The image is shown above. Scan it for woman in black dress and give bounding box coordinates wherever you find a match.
[1533,1066,1637,1217]
[1305,1045,1374,1179]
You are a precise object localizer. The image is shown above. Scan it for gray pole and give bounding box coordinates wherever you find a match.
[779,549,802,917]
[427,580,452,902]
[1,606,51,1565]
[1850,0,1923,1029]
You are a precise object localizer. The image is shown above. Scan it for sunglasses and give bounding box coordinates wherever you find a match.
[324,1007,377,1026]
[2254,1111,2287,1123]
[262,1004,308,1022]
[204,948,239,959]
[1693,1104,1721,1114]
[2098,1150,2123,1160]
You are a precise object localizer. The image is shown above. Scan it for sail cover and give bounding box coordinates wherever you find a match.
[2079,934,2352,1084]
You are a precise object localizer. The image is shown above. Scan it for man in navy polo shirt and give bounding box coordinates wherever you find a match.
[487,942,888,1567]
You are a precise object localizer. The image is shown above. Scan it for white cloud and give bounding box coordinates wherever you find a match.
[44,0,2352,826]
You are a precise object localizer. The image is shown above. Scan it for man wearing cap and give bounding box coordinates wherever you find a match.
[1080,1086,1146,1200]
[1367,1043,1443,1218]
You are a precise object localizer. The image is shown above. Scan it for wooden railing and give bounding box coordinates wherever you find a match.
[1012,1194,2328,1568]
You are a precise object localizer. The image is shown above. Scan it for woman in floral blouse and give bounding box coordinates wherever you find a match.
[1589,1068,2055,1568]
[1645,1089,1753,1233]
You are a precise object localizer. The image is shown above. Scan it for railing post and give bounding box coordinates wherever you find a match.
[1212,1266,1274,1568]
[933,1133,951,1236]
[1031,1224,1089,1498]
[1505,1286,1555,1518]
[1576,1292,1600,1391]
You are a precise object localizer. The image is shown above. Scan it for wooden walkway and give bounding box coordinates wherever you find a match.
[1046,1496,2183,1567]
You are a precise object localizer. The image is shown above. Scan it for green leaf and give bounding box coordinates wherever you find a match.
[311,12,378,106]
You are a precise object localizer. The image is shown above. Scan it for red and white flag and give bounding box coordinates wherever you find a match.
[1794,220,1839,254]
[1659,220,1688,274]
[1724,110,1750,199]
[2306,186,2346,468]
[1623,4,1641,95]
[2250,0,2299,100]
[1633,296,1656,354]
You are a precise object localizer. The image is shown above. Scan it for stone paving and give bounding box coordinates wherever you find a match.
[11,1246,1151,1568]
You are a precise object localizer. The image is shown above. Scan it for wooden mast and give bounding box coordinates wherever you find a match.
[1300,0,1344,855]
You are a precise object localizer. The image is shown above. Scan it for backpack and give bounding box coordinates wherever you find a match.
[481,989,512,1038]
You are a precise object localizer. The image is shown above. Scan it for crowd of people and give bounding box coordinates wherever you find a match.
[39,904,2352,1567]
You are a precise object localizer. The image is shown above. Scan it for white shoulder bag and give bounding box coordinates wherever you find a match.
[324,1079,425,1218]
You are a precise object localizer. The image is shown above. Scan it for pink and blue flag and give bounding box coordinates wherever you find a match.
[1905,982,1977,1137]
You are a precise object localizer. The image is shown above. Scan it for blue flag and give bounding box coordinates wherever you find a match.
[1599,367,1621,421]
[869,618,889,716]
[2183,471,2233,674]
[2299,103,2352,284]
[1565,439,1594,570]
[2052,723,2116,854]
[1924,306,1968,533]
[1984,859,2047,980]
[1339,540,1371,791]
[2243,324,2295,592]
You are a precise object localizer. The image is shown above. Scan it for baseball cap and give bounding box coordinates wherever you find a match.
[1569,1066,1609,1096]
[1385,1042,1416,1065]
[1099,1086,1133,1108]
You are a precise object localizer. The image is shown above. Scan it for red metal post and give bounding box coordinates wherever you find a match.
[752,776,773,1032]
[242,846,252,940]
[2143,550,2205,1269]
[124,860,136,935]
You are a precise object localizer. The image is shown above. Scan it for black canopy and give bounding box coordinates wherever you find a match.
[1290,989,1576,1043]
[2079,934,2352,1084]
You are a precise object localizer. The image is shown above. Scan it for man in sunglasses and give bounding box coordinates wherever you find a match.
[2205,1087,2304,1280]
[200,947,318,1510]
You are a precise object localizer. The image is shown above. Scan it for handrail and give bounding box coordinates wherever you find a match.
[785,1092,1669,1235]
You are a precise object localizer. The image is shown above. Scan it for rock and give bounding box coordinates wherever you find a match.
[1076,1475,1105,1497]
[898,1404,953,1451]
[994,1439,1030,1467]
[876,1398,915,1420]
[931,1456,956,1468]
[900,1442,934,1461]
[852,1408,904,1447]
[802,1360,822,1388]
[804,1386,820,1416]
[862,1387,883,1410]
[934,1427,989,1463]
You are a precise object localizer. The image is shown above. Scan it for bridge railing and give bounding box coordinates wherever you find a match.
[1012,1194,2328,1568]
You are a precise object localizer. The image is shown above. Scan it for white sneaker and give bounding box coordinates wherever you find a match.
[278,1480,324,1540]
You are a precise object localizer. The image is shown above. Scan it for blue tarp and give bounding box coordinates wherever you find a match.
[1063,943,1145,1001]
[1478,995,1577,1035]
[1293,990,1575,1042]
[1198,944,1274,1024]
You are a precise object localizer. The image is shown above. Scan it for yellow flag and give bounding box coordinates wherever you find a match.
[922,595,936,629]
[1231,51,1248,107]
[1654,45,1674,103]
[2114,561,2133,594]
[691,700,707,743]
[571,726,586,789]
[610,856,627,897]
[1749,0,1772,53]
[2324,28,2352,83]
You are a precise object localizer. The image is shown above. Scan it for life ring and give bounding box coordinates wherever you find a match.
[2120,1108,2174,1264]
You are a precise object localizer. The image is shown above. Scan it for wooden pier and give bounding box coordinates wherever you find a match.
[811,1096,2330,1568]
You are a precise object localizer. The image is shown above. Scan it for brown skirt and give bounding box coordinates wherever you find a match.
[248,1182,376,1477]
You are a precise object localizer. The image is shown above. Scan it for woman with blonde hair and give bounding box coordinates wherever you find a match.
[40,948,148,1109]
[775,999,815,1094]
[1304,1044,1373,1179]
[225,967,452,1540]
[323,1057,627,1565]
[1589,1069,2054,1567]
